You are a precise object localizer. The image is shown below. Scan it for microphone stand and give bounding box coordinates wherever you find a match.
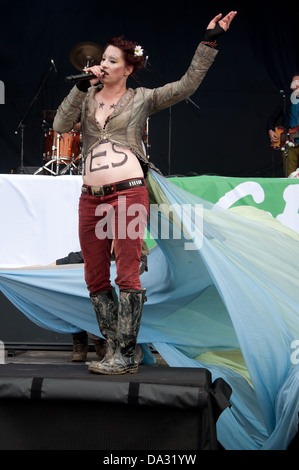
[15,60,56,173]
[281,89,289,176]
[185,97,200,110]
[167,98,200,176]
[147,59,201,176]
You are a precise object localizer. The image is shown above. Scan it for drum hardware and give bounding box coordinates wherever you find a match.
[35,42,103,176]
[59,154,83,175]
[15,59,57,174]
[34,128,82,175]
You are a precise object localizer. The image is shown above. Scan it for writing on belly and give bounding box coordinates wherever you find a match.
[83,141,143,185]
[88,141,129,173]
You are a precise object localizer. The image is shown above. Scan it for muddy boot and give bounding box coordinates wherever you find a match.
[88,289,118,373]
[71,331,88,362]
[89,289,146,375]
[88,333,106,360]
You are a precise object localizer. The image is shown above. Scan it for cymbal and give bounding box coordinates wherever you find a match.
[70,41,103,71]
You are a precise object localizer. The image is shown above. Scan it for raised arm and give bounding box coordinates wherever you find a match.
[149,11,237,114]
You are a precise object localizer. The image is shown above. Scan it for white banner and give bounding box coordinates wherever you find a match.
[1,174,299,267]
[0,174,82,267]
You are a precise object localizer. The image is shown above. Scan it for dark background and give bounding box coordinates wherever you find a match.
[0,0,298,177]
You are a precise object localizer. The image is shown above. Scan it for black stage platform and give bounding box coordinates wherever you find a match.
[0,359,231,450]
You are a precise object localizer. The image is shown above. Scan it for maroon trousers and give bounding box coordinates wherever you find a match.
[79,182,149,295]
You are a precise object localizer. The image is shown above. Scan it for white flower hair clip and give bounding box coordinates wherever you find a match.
[134,45,143,57]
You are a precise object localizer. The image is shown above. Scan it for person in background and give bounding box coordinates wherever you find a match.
[55,251,105,362]
[267,73,299,176]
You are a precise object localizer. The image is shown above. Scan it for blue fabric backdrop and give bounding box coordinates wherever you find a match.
[1,170,299,449]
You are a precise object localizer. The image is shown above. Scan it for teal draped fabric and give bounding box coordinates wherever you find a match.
[1,170,299,450]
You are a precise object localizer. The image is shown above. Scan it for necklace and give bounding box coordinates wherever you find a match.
[98,102,116,110]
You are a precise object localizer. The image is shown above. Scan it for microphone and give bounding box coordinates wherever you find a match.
[65,70,105,82]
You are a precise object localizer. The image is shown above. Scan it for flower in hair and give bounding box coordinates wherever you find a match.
[134,45,143,57]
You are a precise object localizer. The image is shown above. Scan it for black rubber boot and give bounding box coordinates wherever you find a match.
[89,289,146,375]
[88,289,118,373]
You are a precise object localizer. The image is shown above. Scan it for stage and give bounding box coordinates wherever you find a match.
[1,172,299,450]
[0,349,231,450]
[2,0,299,451]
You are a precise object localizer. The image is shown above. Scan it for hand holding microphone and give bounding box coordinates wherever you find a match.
[65,65,106,84]
[84,65,106,86]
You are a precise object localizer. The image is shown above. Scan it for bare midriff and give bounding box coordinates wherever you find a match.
[83,89,144,186]
[83,140,144,186]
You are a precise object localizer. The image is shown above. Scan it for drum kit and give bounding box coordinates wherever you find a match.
[34,42,103,176]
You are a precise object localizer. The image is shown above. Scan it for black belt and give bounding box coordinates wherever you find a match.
[81,178,145,197]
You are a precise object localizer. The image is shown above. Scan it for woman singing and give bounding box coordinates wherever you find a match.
[53,10,237,375]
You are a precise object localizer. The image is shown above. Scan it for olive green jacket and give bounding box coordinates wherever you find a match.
[53,43,218,173]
